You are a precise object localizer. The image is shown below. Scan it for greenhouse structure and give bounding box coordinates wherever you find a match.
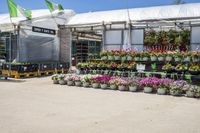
[0,3,200,64]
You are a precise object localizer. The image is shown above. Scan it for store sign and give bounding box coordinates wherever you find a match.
[32,26,56,35]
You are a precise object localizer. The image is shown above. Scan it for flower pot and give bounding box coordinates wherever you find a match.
[186,91,194,98]
[110,84,117,90]
[118,85,127,91]
[184,57,191,62]
[59,80,66,85]
[114,56,121,60]
[142,57,149,61]
[175,58,181,62]
[150,56,157,61]
[108,56,114,60]
[144,87,153,93]
[157,88,167,95]
[121,56,127,61]
[127,56,132,61]
[170,90,182,96]
[83,82,90,87]
[75,81,82,86]
[166,56,172,62]
[100,84,108,89]
[92,83,99,88]
[67,81,74,86]
[129,86,137,92]
[53,80,59,84]
[158,57,164,61]
[192,58,199,62]
[101,56,107,60]
[134,57,140,61]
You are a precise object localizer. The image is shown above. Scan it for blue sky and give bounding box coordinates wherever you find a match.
[0,0,200,14]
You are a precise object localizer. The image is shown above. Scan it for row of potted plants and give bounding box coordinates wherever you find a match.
[77,61,200,74]
[52,74,200,98]
[100,50,200,62]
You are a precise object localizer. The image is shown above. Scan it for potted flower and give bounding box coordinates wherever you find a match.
[98,76,111,89]
[139,77,160,93]
[81,75,90,88]
[52,74,59,84]
[107,51,114,60]
[165,52,173,62]
[113,50,121,60]
[100,51,108,60]
[65,74,75,86]
[157,53,165,61]
[109,77,119,90]
[115,77,129,91]
[191,51,200,62]
[170,80,187,96]
[134,52,140,61]
[91,76,100,88]
[183,52,192,62]
[128,77,140,92]
[141,52,149,61]
[184,84,195,98]
[58,74,66,85]
[173,52,183,62]
[127,62,136,71]
[150,52,157,61]
[189,64,200,75]
[162,63,174,73]
[157,78,172,95]
[175,64,188,73]
[72,75,82,86]
[126,51,133,61]
[120,51,127,62]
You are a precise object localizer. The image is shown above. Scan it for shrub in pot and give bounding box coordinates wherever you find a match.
[58,74,66,85]
[139,77,160,93]
[52,74,59,84]
[81,75,93,87]
[157,78,172,95]
[128,77,140,92]
[170,80,187,96]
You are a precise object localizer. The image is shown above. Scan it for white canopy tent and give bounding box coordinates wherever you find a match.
[67,3,200,26]
[0,9,75,32]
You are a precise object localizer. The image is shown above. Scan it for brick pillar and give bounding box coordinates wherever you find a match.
[58,26,71,63]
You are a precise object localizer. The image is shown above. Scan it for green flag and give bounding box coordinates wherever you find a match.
[8,0,32,20]
[45,0,64,13]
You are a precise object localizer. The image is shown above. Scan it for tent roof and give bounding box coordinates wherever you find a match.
[0,9,75,32]
[67,3,200,26]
